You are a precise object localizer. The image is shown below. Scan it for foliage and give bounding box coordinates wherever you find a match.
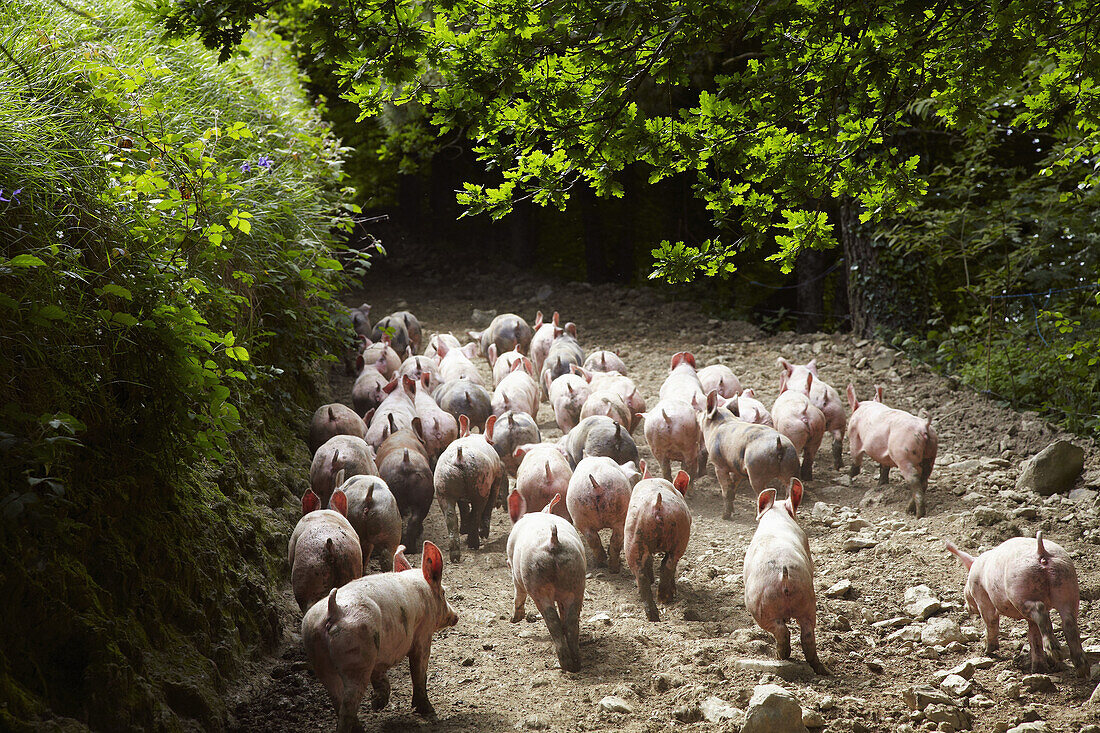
[0,0,361,726]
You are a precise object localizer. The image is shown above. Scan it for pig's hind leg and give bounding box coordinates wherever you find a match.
[799,620,830,675]
[714,467,736,520]
[511,575,528,623]
[831,430,843,470]
[608,527,625,574]
[1056,605,1090,677]
[581,526,609,568]
[635,553,659,622]
[657,552,678,605]
[437,495,463,562]
[763,617,792,661]
[561,598,583,670]
[1023,601,1063,672]
[535,598,575,672]
[408,640,437,717]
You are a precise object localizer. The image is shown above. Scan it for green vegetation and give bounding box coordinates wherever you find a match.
[0,0,362,727]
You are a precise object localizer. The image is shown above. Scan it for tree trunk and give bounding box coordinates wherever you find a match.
[581,188,609,282]
[840,200,879,338]
[510,200,537,268]
[795,248,826,332]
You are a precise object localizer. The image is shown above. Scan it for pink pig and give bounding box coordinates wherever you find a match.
[358,338,402,380]
[411,374,458,465]
[433,415,507,561]
[658,351,705,409]
[547,373,591,433]
[309,403,367,456]
[492,358,540,420]
[730,388,773,427]
[778,357,846,469]
[397,355,442,393]
[528,310,561,377]
[698,364,742,400]
[583,350,628,375]
[575,368,646,433]
[340,472,403,572]
[468,313,534,360]
[624,470,692,621]
[846,385,937,517]
[310,434,378,506]
[743,479,828,674]
[435,339,485,386]
[638,398,706,483]
[352,369,389,416]
[423,332,461,361]
[301,542,458,731]
[288,488,363,612]
[513,442,573,521]
[565,456,642,572]
[364,376,419,452]
[772,371,826,481]
[946,532,1088,677]
[579,389,631,430]
[506,492,587,671]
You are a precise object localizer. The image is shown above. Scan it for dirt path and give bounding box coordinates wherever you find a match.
[229,255,1100,733]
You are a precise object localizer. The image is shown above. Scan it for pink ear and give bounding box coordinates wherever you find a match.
[508,489,526,523]
[743,388,755,397]
[779,371,788,394]
[805,372,813,392]
[522,357,533,375]
[510,359,524,373]
[544,493,562,514]
[682,352,696,368]
[874,385,884,402]
[756,489,776,520]
[533,311,543,329]
[458,414,470,436]
[846,384,858,412]
[484,414,497,441]
[301,489,320,515]
[670,352,683,371]
[553,326,564,339]
[436,339,451,358]
[673,471,690,495]
[487,343,499,367]
[513,445,529,462]
[329,489,349,517]
[356,354,365,372]
[382,378,399,394]
[422,541,444,585]
[777,357,792,375]
[552,311,560,326]
[788,478,803,514]
[393,545,412,572]
[640,459,650,479]
[402,374,416,393]
[565,323,577,338]
[706,389,718,415]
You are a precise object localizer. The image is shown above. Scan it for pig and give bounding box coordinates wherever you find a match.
[566,456,642,572]
[743,479,828,674]
[397,355,442,393]
[289,488,363,612]
[364,376,419,451]
[583,350,628,375]
[638,398,706,483]
[624,470,692,621]
[539,323,584,399]
[349,303,372,337]
[658,351,705,409]
[340,473,402,571]
[573,368,646,433]
[506,492,586,671]
[547,373,591,433]
[560,415,640,469]
[310,435,378,506]
[358,338,402,380]
[945,532,1088,677]
[772,372,826,481]
[423,332,462,361]
[342,334,367,377]
[435,339,484,386]
[488,346,529,386]
[352,368,389,416]
[729,388,773,427]
[376,418,434,550]
[468,313,534,360]
[433,415,507,561]
[777,357,846,469]
[700,390,800,519]
[309,403,367,455]
[579,389,631,430]
[846,385,937,518]
[528,310,561,376]
[411,374,458,465]
[301,541,458,731]
[486,412,542,477]
[390,310,423,353]
[371,314,412,357]
[513,442,573,520]
[492,358,540,420]
[698,364,742,400]
[433,379,493,434]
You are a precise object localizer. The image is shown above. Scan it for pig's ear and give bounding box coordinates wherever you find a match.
[361,303,372,314]
[382,377,399,394]
[804,372,814,392]
[787,478,803,514]
[756,489,777,520]
[777,357,793,375]
[670,352,683,371]
[743,388,755,398]
[728,395,740,417]
[356,354,365,372]
[874,385,884,402]
[420,372,431,389]
[436,339,451,358]
[422,541,444,585]
[807,358,818,373]
[552,311,560,326]
[543,371,554,393]
[513,445,530,462]
[333,468,347,494]
[565,322,578,338]
[544,493,562,515]
[778,371,789,394]
[673,470,690,495]
[706,389,719,417]
[404,345,413,359]
[534,311,544,329]
[402,374,417,393]
[521,357,534,375]
[846,384,858,412]
[487,343,499,367]
[466,329,481,343]
[411,417,424,441]
[508,489,526,523]
[484,414,497,442]
[634,412,646,424]
[393,544,412,572]
[329,489,349,517]
[510,359,524,373]
[683,352,696,369]
[302,489,320,515]
[364,407,376,425]
[458,414,470,437]
[462,342,479,359]
[640,459,650,479]
[553,326,564,339]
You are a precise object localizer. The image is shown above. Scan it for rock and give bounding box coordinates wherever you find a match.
[924,704,970,730]
[597,696,633,714]
[973,505,1007,525]
[1020,674,1056,692]
[801,708,825,728]
[948,459,983,472]
[865,658,885,673]
[1012,506,1039,520]
[871,353,895,370]
[742,684,809,733]
[587,613,612,625]
[1017,440,1085,495]
[921,618,965,646]
[966,657,995,670]
[903,685,957,711]
[1091,680,1100,705]
[873,616,910,629]
[939,674,974,697]
[886,625,923,643]
[733,658,816,681]
[1070,488,1098,503]
[843,536,878,552]
[700,696,743,723]
[524,713,552,729]
[904,586,944,619]
[969,694,995,708]
[825,579,853,599]
[944,660,976,679]
[1005,723,1050,733]
[846,518,871,531]
[535,285,553,301]
[471,308,497,328]
[672,704,703,723]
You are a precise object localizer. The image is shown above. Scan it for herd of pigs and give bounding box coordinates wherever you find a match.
[288,306,1090,732]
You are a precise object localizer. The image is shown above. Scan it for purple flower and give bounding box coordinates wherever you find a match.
[257,155,272,170]
[240,161,252,173]
[0,188,21,204]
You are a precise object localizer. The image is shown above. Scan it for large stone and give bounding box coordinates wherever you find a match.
[940,673,975,697]
[921,618,965,646]
[1089,680,1100,705]
[825,579,853,598]
[1006,723,1050,733]
[973,505,1007,526]
[924,703,971,730]
[733,658,816,681]
[904,585,944,619]
[1016,441,1085,496]
[700,696,743,723]
[742,684,809,733]
[902,685,956,711]
[597,696,633,714]
[470,308,497,328]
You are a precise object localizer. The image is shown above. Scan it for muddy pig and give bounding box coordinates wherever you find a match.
[352,368,390,416]
[486,411,542,477]
[435,339,485,386]
[371,314,412,357]
[698,364,742,400]
[301,541,458,731]
[507,492,586,671]
[700,391,800,519]
[397,355,442,393]
[574,368,646,433]
[743,479,828,674]
[358,338,402,380]
[423,332,462,360]
[846,384,937,518]
[289,488,363,612]
[513,442,573,520]
[488,346,528,386]
[624,470,692,621]
[350,303,372,337]
[560,415,639,469]
[772,371,826,481]
[364,375,419,451]
[411,374,458,465]
[528,310,560,376]
[659,351,705,409]
[390,310,422,353]
[566,456,642,572]
[548,373,591,433]
[340,472,403,572]
[539,323,584,399]
[583,350,628,375]
[433,379,493,434]
[946,532,1088,676]
[639,398,706,483]
[579,389,631,430]
[730,388,774,427]
[492,358,540,420]
[376,417,434,550]
[778,357,846,469]
[468,313,534,359]
[434,415,507,561]
[310,434,378,506]
[309,403,367,455]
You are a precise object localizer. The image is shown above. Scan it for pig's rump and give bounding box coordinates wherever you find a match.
[744,551,815,622]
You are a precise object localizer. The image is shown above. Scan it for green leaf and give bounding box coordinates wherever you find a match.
[8,255,46,268]
[99,283,134,300]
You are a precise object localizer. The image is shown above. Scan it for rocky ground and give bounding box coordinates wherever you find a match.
[227,249,1100,733]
